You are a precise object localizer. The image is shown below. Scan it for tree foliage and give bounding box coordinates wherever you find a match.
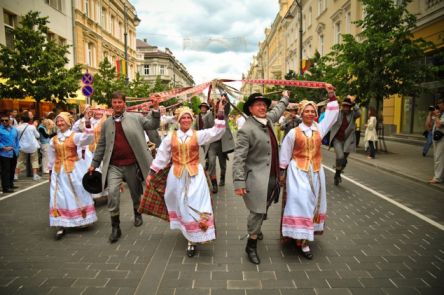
[0,11,82,112]
[325,0,434,107]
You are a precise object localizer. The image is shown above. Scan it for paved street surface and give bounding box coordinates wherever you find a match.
[0,143,443,295]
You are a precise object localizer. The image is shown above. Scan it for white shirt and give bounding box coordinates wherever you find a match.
[236,116,246,129]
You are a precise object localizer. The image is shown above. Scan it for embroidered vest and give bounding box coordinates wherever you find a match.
[171,130,199,178]
[54,133,79,173]
[292,127,322,172]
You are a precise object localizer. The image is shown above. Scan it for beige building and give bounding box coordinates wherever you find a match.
[73,0,139,80]
[136,38,194,88]
[243,0,444,135]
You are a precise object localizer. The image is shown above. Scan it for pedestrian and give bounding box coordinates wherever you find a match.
[423,105,436,157]
[15,111,41,181]
[364,106,378,159]
[203,94,235,192]
[429,98,444,184]
[329,95,361,185]
[195,102,210,130]
[48,112,97,240]
[9,110,18,126]
[279,86,339,260]
[281,104,302,136]
[0,112,19,193]
[88,91,161,243]
[232,90,290,264]
[145,104,226,257]
[38,116,56,174]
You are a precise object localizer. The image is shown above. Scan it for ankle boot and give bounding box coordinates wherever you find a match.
[219,172,225,187]
[334,170,341,186]
[109,215,122,243]
[134,209,143,227]
[245,238,260,264]
[211,179,218,194]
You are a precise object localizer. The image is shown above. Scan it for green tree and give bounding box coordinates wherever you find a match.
[0,11,82,116]
[326,0,433,108]
[128,72,150,98]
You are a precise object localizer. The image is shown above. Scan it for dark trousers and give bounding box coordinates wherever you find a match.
[0,154,17,191]
[368,141,376,158]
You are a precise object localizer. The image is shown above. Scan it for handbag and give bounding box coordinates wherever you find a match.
[433,130,443,141]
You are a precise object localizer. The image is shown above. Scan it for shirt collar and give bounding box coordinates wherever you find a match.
[299,122,318,132]
[253,116,268,126]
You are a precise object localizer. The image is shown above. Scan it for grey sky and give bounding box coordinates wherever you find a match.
[131,0,279,84]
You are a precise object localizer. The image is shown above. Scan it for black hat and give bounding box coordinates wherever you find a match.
[341,97,353,106]
[82,171,102,194]
[199,102,210,109]
[243,93,271,116]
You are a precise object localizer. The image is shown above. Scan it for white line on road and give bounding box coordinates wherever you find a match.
[0,180,49,201]
[323,165,444,231]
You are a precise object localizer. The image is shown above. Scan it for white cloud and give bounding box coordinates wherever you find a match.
[131,0,278,85]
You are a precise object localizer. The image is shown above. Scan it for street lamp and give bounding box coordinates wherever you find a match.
[124,4,141,84]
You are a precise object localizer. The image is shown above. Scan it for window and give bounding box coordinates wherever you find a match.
[143,65,150,75]
[86,42,94,66]
[3,10,17,49]
[45,0,64,13]
[317,0,326,15]
[119,21,123,40]
[308,7,312,27]
[319,34,324,56]
[110,15,115,35]
[160,65,166,75]
[346,12,351,33]
[334,21,341,44]
[101,8,106,28]
[85,0,89,17]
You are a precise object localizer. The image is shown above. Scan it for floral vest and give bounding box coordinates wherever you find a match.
[292,127,322,172]
[171,130,199,178]
[53,133,79,173]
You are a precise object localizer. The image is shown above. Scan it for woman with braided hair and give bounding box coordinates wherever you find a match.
[48,112,97,240]
[146,102,226,258]
[279,85,339,259]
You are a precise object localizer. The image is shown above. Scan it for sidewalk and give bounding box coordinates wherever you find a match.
[323,137,444,189]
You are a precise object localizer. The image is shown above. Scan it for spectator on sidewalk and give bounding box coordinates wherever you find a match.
[364,106,378,159]
[430,99,444,184]
[9,110,18,126]
[48,112,97,240]
[15,111,41,181]
[329,95,361,185]
[0,112,19,193]
[232,90,289,265]
[423,106,437,157]
[279,86,338,260]
[88,91,161,243]
[38,116,56,174]
[144,105,226,257]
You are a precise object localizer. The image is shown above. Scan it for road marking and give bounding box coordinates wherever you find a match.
[323,165,444,231]
[0,180,49,201]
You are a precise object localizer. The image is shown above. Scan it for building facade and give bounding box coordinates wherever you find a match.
[136,38,194,88]
[243,0,444,135]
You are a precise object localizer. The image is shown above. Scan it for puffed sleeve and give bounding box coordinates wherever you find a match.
[279,128,296,169]
[318,100,339,138]
[150,134,172,172]
[196,119,226,145]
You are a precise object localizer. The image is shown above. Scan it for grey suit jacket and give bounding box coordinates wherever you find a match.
[329,106,361,153]
[232,96,289,213]
[91,111,160,190]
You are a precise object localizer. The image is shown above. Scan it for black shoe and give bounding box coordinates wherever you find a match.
[2,189,14,193]
[134,209,143,227]
[186,244,196,257]
[109,216,122,243]
[11,185,19,189]
[257,232,264,240]
[55,228,65,240]
[245,238,260,264]
[298,243,313,260]
[211,179,218,194]
[219,178,225,187]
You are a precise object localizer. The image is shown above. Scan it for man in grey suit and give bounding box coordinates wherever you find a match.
[233,90,289,264]
[88,91,160,243]
[329,96,360,185]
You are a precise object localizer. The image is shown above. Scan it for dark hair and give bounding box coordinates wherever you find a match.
[21,111,31,123]
[368,106,377,117]
[111,91,126,102]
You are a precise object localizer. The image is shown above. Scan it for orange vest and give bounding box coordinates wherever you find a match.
[53,133,79,174]
[88,121,103,153]
[171,130,199,178]
[292,127,322,172]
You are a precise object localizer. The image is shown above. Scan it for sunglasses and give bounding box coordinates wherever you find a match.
[1,119,9,122]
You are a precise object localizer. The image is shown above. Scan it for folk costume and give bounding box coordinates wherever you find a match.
[48,112,97,238]
[148,107,226,257]
[232,92,289,264]
[279,99,339,259]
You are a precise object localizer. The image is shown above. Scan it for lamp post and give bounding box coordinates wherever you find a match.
[123,3,141,84]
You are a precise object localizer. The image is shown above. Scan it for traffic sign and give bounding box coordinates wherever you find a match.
[82,85,94,97]
[82,72,94,85]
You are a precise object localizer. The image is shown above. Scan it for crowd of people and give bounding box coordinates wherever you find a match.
[1,88,443,263]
